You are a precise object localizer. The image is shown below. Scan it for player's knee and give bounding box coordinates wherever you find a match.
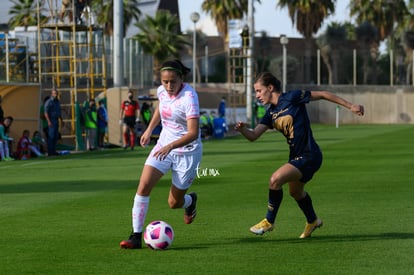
[289,189,304,200]
[269,174,283,189]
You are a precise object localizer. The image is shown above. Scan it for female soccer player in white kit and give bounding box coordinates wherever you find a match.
[120,60,202,249]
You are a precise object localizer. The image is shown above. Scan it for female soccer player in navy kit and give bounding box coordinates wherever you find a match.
[235,72,364,238]
[120,60,202,249]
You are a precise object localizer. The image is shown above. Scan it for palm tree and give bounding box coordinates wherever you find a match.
[201,0,255,83]
[350,0,409,83]
[350,0,407,42]
[133,10,190,85]
[8,0,44,30]
[91,0,141,37]
[354,21,379,84]
[201,0,249,39]
[396,1,414,84]
[317,22,348,84]
[278,0,335,83]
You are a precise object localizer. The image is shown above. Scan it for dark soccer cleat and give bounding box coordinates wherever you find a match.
[184,192,197,224]
[120,232,142,249]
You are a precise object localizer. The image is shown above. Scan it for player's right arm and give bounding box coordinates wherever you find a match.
[140,106,161,147]
[235,122,268,142]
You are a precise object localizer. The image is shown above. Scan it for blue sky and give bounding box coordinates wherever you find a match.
[178,0,351,37]
[0,0,350,39]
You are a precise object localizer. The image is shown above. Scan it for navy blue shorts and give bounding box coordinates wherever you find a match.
[289,151,323,183]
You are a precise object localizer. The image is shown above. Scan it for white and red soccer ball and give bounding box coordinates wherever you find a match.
[143,220,174,250]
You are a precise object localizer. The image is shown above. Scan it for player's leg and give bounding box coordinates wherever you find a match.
[122,123,129,149]
[289,154,323,238]
[0,141,5,160]
[250,163,302,235]
[170,151,201,224]
[129,126,136,150]
[120,165,163,249]
[290,180,323,238]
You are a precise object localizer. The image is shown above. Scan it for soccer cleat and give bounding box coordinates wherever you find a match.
[120,232,142,249]
[249,218,274,235]
[184,192,197,224]
[300,218,323,239]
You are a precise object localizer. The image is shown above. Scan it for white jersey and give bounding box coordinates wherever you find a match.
[156,83,202,154]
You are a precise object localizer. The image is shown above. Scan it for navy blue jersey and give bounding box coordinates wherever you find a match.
[44,98,61,121]
[260,90,321,160]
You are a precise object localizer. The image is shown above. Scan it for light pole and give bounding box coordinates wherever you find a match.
[190,12,200,88]
[280,35,289,93]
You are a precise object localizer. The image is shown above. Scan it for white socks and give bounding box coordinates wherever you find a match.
[182,194,192,209]
[132,194,150,233]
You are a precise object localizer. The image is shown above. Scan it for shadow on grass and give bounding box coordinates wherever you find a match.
[123,232,414,252]
[239,232,414,244]
[0,179,139,194]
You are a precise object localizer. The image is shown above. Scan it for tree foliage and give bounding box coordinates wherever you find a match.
[133,10,190,84]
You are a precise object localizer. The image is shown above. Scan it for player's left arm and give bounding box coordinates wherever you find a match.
[310,91,364,116]
[170,117,199,149]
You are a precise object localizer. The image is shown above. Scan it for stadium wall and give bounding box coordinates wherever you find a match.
[0,84,41,151]
[198,84,414,125]
[0,84,412,152]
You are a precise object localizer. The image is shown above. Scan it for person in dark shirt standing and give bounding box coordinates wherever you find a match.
[44,89,63,156]
[0,95,4,123]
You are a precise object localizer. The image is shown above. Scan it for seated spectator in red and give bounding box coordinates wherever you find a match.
[16,129,44,160]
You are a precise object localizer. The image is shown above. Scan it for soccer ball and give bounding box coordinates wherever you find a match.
[143,220,174,250]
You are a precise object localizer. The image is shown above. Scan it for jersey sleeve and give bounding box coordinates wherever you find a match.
[259,108,274,129]
[286,89,311,104]
[185,91,200,120]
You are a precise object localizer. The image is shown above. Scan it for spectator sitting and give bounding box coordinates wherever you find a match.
[16,129,44,160]
[213,115,227,139]
[32,130,47,155]
[0,116,14,161]
[199,111,212,138]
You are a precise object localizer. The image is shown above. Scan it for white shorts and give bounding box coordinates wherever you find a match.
[145,147,202,190]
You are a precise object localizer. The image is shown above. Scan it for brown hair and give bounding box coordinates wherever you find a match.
[254,72,281,92]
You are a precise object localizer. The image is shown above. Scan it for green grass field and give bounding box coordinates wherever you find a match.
[1,124,413,274]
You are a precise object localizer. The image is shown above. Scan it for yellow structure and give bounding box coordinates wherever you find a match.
[36,0,107,150]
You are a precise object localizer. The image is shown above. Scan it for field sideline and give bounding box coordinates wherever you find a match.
[1,124,413,274]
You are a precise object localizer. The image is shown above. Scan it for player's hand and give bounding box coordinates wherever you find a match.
[234,121,245,131]
[153,144,172,161]
[140,131,151,148]
[119,119,123,125]
[351,104,364,116]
